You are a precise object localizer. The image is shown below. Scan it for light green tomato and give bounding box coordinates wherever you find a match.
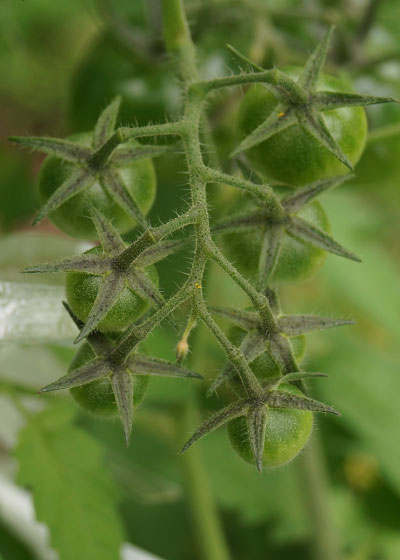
[228,383,313,468]
[69,342,149,418]
[238,67,367,186]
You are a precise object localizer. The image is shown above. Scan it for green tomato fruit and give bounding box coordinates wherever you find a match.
[238,67,367,185]
[69,342,149,417]
[65,247,159,333]
[38,132,156,240]
[221,198,330,286]
[228,383,313,468]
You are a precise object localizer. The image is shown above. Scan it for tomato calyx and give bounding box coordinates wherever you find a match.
[24,206,183,341]
[231,26,396,168]
[181,374,339,472]
[215,173,360,290]
[207,302,353,396]
[9,96,171,228]
[39,303,202,445]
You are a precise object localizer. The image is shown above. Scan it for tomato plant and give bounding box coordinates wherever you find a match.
[6,2,399,560]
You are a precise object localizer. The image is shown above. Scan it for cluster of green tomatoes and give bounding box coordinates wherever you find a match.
[13,20,389,470]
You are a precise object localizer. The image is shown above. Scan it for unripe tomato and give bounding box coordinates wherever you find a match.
[221,198,330,286]
[65,247,159,333]
[69,343,149,417]
[238,67,367,185]
[228,384,313,468]
[38,132,156,240]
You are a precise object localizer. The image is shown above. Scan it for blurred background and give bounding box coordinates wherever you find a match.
[1,1,400,559]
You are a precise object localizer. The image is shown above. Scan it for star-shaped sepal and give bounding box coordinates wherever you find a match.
[24,207,183,342]
[206,302,353,396]
[40,303,203,445]
[230,26,397,168]
[215,173,361,291]
[181,372,339,472]
[9,96,172,228]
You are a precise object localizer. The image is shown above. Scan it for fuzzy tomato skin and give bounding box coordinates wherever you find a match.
[238,67,367,186]
[228,384,313,468]
[69,343,149,417]
[38,132,156,240]
[65,248,159,333]
[221,199,330,286]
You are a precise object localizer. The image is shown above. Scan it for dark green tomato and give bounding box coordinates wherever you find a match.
[221,199,330,286]
[238,67,367,186]
[38,132,156,240]
[228,383,313,468]
[65,247,159,333]
[69,342,149,417]
[69,33,180,132]
[228,323,306,395]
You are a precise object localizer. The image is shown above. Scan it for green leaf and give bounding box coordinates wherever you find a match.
[14,402,125,560]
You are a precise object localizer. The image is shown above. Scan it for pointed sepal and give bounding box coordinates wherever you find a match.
[89,206,125,255]
[226,44,264,72]
[181,398,250,453]
[93,96,121,149]
[110,369,134,446]
[100,168,148,229]
[74,273,125,343]
[278,314,354,336]
[9,136,92,162]
[111,144,173,166]
[33,168,95,225]
[266,389,340,415]
[128,354,202,379]
[247,405,268,472]
[298,26,334,91]
[39,358,111,392]
[23,253,110,275]
[232,107,296,157]
[297,108,353,170]
[287,216,361,262]
[282,174,353,212]
[313,91,398,111]
[257,227,282,291]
